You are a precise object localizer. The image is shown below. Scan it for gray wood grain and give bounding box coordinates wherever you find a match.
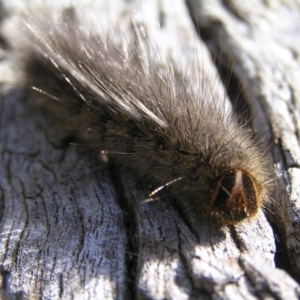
[0,0,299,299]
[187,0,300,282]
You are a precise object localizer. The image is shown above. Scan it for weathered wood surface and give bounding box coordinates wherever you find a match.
[0,0,300,299]
[187,0,300,282]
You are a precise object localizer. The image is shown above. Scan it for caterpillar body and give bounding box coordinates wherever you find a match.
[10,11,272,225]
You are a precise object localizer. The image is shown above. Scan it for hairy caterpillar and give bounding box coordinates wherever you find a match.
[8,10,272,225]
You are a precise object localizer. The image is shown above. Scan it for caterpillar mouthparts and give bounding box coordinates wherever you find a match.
[8,11,272,226]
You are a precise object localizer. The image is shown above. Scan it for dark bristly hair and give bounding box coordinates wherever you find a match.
[11,10,273,225]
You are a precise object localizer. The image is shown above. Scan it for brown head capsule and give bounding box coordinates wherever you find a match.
[210,168,261,224]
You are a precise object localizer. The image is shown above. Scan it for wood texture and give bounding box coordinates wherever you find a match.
[0,0,300,299]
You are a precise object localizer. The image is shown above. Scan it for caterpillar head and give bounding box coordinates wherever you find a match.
[210,168,262,224]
